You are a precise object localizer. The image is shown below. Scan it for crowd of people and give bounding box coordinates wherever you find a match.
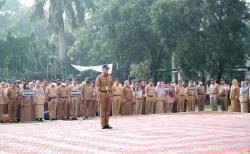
[0,77,249,123]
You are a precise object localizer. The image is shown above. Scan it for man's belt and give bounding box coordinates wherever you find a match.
[9,98,15,99]
[60,97,68,99]
[100,91,111,93]
[210,93,217,94]
[113,95,121,96]
[198,93,204,95]
[49,97,57,99]
[178,95,185,96]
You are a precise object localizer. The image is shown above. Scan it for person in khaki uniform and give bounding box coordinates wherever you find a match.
[68,80,81,120]
[45,83,58,120]
[123,80,134,115]
[218,79,229,111]
[155,82,165,113]
[239,81,248,113]
[140,81,146,114]
[175,80,185,112]
[96,64,113,129]
[7,82,18,122]
[91,81,97,117]
[33,81,45,121]
[135,87,143,114]
[0,82,6,122]
[20,82,34,122]
[57,83,69,120]
[196,81,205,111]
[247,80,250,113]
[81,79,93,119]
[186,80,196,112]
[209,79,219,111]
[145,80,155,114]
[230,79,240,112]
[112,79,122,116]
[164,83,175,113]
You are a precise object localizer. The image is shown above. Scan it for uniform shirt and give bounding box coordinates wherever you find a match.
[196,85,205,95]
[123,86,133,101]
[45,86,58,97]
[218,84,227,97]
[68,84,81,97]
[112,84,122,96]
[186,86,196,96]
[96,74,113,92]
[209,84,219,95]
[0,87,5,104]
[7,87,18,99]
[175,85,185,96]
[145,85,155,97]
[58,86,69,98]
[82,84,93,101]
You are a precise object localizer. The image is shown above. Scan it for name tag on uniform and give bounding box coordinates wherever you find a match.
[70,90,81,96]
[188,86,196,90]
[106,86,109,90]
[22,90,36,96]
[164,86,172,91]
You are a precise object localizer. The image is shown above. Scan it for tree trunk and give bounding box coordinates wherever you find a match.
[58,18,66,62]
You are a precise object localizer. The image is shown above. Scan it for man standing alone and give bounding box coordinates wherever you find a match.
[96,65,113,129]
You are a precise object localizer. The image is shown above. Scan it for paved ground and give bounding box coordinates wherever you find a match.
[0,112,250,154]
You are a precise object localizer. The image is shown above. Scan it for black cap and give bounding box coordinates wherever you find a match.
[114,78,119,81]
[102,64,110,70]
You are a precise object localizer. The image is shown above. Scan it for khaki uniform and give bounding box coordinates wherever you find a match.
[165,86,174,113]
[145,85,155,114]
[20,89,33,122]
[123,86,133,115]
[68,84,81,118]
[112,84,122,116]
[175,86,185,112]
[218,85,228,111]
[58,86,69,119]
[7,87,18,121]
[96,74,113,127]
[0,87,7,121]
[230,85,239,112]
[45,85,58,119]
[209,84,219,111]
[135,91,143,114]
[81,84,93,118]
[34,88,45,119]
[186,86,196,112]
[239,90,248,113]
[196,85,205,111]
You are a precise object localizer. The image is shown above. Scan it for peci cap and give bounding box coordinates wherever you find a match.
[102,64,110,70]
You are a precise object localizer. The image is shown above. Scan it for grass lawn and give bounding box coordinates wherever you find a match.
[200,104,232,112]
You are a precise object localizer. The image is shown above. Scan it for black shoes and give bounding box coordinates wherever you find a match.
[102,124,112,129]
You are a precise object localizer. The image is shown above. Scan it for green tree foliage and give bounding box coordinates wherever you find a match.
[0,0,250,82]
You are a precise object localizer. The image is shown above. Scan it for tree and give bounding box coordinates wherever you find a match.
[32,0,94,62]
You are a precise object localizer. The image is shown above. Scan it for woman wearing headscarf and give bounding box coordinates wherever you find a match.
[20,82,33,122]
[155,82,165,113]
[34,81,45,121]
[230,79,240,112]
[239,81,248,113]
[123,80,133,115]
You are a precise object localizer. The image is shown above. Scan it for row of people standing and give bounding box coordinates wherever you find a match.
[111,78,250,116]
[0,79,97,123]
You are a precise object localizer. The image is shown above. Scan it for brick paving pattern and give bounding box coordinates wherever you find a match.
[0,112,250,154]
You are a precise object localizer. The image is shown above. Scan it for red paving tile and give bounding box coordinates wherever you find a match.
[0,112,250,154]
